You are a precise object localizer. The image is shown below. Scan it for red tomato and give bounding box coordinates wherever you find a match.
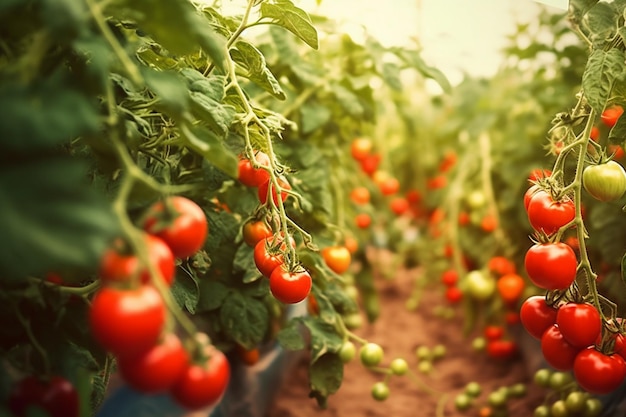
[242,220,272,247]
[321,245,351,274]
[526,190,575,235]
[379,177,400,196]
[523,184,542,210]
[117,333,189,393]
[427,175,447,190]
[238,151,271,187]
[524,242,577,290]
[505,311,520,326]
[143,196,208,259]
[406,189,422,204]
[441,269,459,287]
[269,265,312,304]
[89,285,166,358]
[100,234,176,286]
[609,144,626,160]
[601,105,624,128]
[541,324,581,371]
[487,256,516,277]
[439,151,457,173]
[480,214,497,232]
[445,286,463,304]
[574,347,626,394]
[8,376,79,417]
[344,236,359,254]
[520,296,557,339]
[350,187,371,205]
[351,138,373,161]
[458,211,470,226]
[486,340,517,360]
[497,274,525,304]
[590,126,600,141]
[528,169,552,182]
[355,213,372,229]
[253,237,286,278]
[171,347,230,410]
[389,197,410,215]
[359,153,381,175]
[235,345,261,366]
[484,325,504,341]
[258,177,291,205]
[556,303,602,348]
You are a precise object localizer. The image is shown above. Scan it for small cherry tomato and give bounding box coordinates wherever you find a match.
[350,186,371,205]
[497,273,525,304]
[487,256,516,277]
[601,105,624,128]
[541,324,581,371]
[520,295,557,339]
[351,138,373,161]
[8,376,79,417]
[242,220,273,247]
[321,245,351,274]
[269,265,312,304]
[441,269,459,287]
[238,151,271,187]
[258,177,291,205]
[524,242,577,290]
[359,343,384,367]
[574,347,626,394]
[355,213,372,229]
[556,303,602,348]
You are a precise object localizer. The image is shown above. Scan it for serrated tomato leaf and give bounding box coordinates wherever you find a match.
[260,0,319,50]
[302,316,343,363]
[309,353,343,408]
[219,292,269,348]
[582,49,625,114]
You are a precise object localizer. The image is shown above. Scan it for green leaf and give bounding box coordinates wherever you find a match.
[620,253,626,287]
[0,79,100,151]
[608,110,626,144]
[302,316,343,363]
[309,353,343,408]
[569,0,600,24]
[171,271,199,314]
[233,244,263,284]
[231,41,286,100]
[331,83,363,116]
[276,318,306,350]
[584,1,618,42]
[183,70,235,137]
[582,49,625,114]
[379,62,402,91]
[260,0,319,50]
[299,102,331,134]
[396,49,452,94]
[197,279,231,312]
[179,123,239,179]
[220,292,269,347]
[0,156,119,280]
[143,68,189,118]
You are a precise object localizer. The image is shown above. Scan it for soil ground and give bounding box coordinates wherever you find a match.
[267,249,547,417]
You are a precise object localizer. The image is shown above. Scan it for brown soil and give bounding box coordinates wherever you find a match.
[267,249,547,417]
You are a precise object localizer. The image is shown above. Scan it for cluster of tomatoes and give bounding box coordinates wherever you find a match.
[521,296,626,395]
[238,150,291,206]
[88,196,231,411]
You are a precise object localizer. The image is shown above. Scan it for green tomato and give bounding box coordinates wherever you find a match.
[359,342,384,367]
[417,359,433,374]
[533,368,552,387]
[371,382,389,401]
[583,398,602,417]
[488,390,507,408]
[508,383,527,398]
[454,393,472,411]
[415,345,431,361]
[472,336,487,351]
[583,160,626,202]
[432,344,447,360]
[343,313,363,330]
[548,371,573,390]
[464,381,482,397]
[565,391,586,413]
[533,405,551,417]
[465,190,487,209]
[551,400,569,417]
[389,358,408,376]
[338,341,356,364]
[465,270,496,301]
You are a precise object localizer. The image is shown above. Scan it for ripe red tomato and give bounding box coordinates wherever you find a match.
[484,325,504,341]
[8,376,79,417]
[445,286,463,304]
[526,190,575,235]
[601,105,624,128]
[100,234,176,286]
[528,169,552,182]
[458,211,470,226]
[242,220,272,247]
[486,340,517,360]
[497,274,525,304]
[379,177,400,196]
[574,347,626,394]
[406,189,422,204]
[171,347,230,410]
[524,242,577,290]
[143,196,208,259]
[556,303,602,348]
[351,138,373,161]
[480,214,497,232]
[321,245,351,274]
[427,175,447,190]
[359,153,381,175]
[258,177,291,205]
[269,265,312,304]
[355,213,372,229]
[117,333,189,393]
[389,197,410,215]
[253,237,286,278]
[520,296,557,339]
[487,256,516,277]
[89,285,166,357]
[609,144,626,160]
[238,151,271,187]
[590,126,600,141]
[344,236,359,254]
[439,151,457,173]
[541,324,581,371]
[523,184,542,210]
[350,187,371,205]
[235,345,261,366]
[441,269,459,287]
[582,160,626,202]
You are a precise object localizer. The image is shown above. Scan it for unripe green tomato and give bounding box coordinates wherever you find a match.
[534,368,552,387]
[583,398,603,417]
[371,382,389,401]
[359,342,384,367]
[343,313,363,330]
[465,381,482,397]
[417,359,433,374]
[582,160,626,202]
[465,190,487,209]
[565,391,586,413]
[344,284,359,301]
[389,358,409,376]
[508,383,527,398]
[551,400,569,417]
[454,393,472,411]
[549,371,573,390]
[533,405,551,417]
[488,390,507,408]
[432,344,447,360]
[338,340,356,364]
[415,345,431,361]
[465,270,496,301]
[472,336,487,351]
